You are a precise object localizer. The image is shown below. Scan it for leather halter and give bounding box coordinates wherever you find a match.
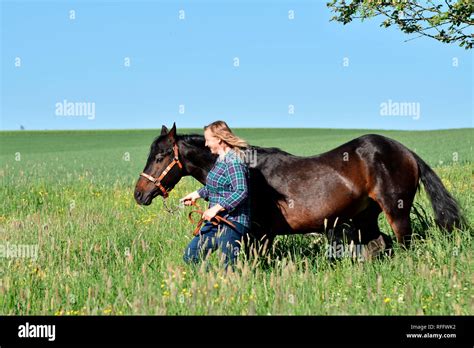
[140,143,183,198]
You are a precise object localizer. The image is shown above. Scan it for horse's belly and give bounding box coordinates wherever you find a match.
[276,189,369,233]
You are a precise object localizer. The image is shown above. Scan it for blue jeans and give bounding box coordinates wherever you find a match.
[183,220,249,269]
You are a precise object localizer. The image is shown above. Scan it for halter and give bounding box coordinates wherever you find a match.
[139,143,183,198]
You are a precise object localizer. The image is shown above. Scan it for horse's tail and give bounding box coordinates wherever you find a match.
[411,151,465,231]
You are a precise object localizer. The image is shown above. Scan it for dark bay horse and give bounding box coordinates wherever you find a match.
[134,123,464,254]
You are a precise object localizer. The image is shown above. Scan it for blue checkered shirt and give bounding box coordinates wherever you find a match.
[197,149,251,229]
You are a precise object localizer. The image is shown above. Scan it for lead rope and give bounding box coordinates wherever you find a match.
[187,201,236,236]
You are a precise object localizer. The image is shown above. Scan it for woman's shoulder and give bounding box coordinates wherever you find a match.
[223,149,247,165]
[222,149,247,170]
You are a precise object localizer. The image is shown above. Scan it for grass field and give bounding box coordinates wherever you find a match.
[0,128,472,315]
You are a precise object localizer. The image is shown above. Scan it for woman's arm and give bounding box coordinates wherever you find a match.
[201,161,248,221]
[197,186,209,201]
[180,190,201,206]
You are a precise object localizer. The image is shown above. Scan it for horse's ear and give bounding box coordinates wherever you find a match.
[167,122,177,141]
[160,125,168,135]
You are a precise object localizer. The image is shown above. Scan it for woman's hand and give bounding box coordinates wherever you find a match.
[179,191,200,206]
[202,204,224,221]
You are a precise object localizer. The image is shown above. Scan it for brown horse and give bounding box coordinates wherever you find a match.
[134,123,464,255]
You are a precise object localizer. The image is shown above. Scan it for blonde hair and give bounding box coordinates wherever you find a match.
[204,120,249,158]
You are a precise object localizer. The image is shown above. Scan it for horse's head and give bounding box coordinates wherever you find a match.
[134,122,184,205]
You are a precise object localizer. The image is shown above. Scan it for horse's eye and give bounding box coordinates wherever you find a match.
[155,154,164,162]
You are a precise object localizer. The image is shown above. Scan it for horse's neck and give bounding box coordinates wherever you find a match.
[178,138,216,184]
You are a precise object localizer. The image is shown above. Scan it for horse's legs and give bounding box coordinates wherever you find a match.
[384,210,413,247]
[352,200,393,258]
[370,192,414,248]
[352,201,382,243]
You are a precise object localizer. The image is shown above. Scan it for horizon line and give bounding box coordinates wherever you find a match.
[1,126,472,133]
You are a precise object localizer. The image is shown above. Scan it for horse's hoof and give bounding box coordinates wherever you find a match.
[362,235,387,260]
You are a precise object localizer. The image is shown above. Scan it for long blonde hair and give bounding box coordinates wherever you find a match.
[204,120,249,159]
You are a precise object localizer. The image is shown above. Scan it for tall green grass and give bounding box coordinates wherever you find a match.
[0,128,472,315]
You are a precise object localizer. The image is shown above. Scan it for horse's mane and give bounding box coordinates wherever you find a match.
[177,133,292,156]
[178,133,206,146]
[150,133,203,150]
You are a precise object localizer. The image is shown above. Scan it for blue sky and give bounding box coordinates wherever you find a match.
[1,0,472,130]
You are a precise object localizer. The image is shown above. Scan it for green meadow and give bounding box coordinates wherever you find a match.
[0,128,472,315]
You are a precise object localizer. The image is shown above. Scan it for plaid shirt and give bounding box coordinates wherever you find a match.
[197,149,251,229]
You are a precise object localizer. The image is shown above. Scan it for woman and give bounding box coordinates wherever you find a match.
[180,120,251,269]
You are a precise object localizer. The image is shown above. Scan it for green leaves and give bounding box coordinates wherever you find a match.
[327,0,474,49]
